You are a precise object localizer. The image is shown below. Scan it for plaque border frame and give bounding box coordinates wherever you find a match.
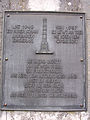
[1,11,87,111]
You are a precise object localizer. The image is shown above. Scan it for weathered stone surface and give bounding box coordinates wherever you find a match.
[59,0,82,11]
[81,112,90,120]
[7,111,30,120]
[0,0,9,12]
[9,0,29,10]
[81,0,90,19]
[0,111,6,120]
[6,112,81,120]
[28,0,60,11]
[9,0,82,11]
[5,111,90,120]
[86,21,90,38]
[0,12,2,18]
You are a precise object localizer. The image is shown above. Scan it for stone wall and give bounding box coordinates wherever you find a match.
[0,0,90,120]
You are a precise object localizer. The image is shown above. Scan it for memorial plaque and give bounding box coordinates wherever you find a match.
[2,11,87,111]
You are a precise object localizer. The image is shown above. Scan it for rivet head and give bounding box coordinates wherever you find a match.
[80,59,84,62]
[80,16,83,19]
[80,104,83,107]
[7,14,10,17]
[4,103,7,106]
[5,58,8,61]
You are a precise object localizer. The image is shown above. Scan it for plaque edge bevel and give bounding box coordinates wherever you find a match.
[1,11,87,112]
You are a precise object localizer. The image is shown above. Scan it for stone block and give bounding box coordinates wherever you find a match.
[0,111,6,120]
[7,111,81,120]
[0,0,9,12]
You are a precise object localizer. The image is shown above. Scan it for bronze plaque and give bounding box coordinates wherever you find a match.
[2,11,87,111]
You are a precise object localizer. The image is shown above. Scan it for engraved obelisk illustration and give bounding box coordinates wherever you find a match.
[36,18,53,54]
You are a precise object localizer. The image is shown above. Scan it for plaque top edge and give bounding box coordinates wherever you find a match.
[4,11,86,15]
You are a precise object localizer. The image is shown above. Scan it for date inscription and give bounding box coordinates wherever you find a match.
[52,25,83,44]
[7,25,38,43]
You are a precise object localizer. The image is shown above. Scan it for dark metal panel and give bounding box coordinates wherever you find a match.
[2,11,87,111]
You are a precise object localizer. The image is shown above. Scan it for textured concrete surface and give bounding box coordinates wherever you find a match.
[0,0,90,120]
[0,0,9,12]
[0,111,89,120]
[9,0,82,11]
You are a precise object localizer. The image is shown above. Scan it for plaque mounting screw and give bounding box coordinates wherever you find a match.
[80,59,84,62]
[80,104,83,107]
[4,103,7,107]
[5,58,8,61]
[7,14,10,17]
[80,16,83,19]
